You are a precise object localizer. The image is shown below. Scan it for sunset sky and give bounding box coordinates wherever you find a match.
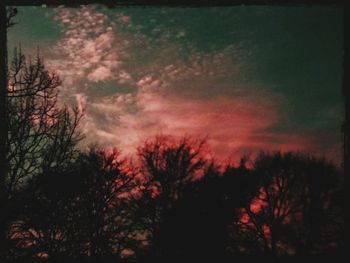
[8,5,344,164]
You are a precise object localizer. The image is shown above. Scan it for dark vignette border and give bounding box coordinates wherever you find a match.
[0,0,348,257]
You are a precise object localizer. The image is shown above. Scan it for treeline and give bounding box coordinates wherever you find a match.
[0,50,344,262]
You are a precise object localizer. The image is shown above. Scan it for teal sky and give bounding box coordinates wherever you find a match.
[8,5,344,164]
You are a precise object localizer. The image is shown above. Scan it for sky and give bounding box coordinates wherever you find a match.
[8,5,344,164]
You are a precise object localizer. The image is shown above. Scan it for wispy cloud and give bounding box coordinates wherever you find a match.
[46,6,131,98]
[41,6,340,164]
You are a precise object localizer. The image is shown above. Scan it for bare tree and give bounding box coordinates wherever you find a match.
[0,47,83,260]
[6,47,83,199]
[0,5,8,259]
[234,152,342,257]
[10,148,139,260]
[0,8,18,258]
[1,6,17,197]
[66,148,139,260]
[135,136,207,258]
[155,160,258,261]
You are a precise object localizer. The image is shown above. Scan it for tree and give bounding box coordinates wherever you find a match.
[234,152,342,257]
[6,48,82,197]
[10,148,139,261]
[64,149,138,260]
[1,48,83,260]
[157,160,259,261]
[135,136,207,259]
[0,6,18,257]
[0,6,17,199]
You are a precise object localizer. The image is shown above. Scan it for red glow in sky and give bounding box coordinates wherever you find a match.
[10,6,339,166]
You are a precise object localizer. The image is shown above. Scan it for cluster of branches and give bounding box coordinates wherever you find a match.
[0,47,83,259]
[0,49,344,262]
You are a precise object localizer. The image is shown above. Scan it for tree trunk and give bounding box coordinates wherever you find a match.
[0,3,8,259]
[0,4,7,199]
[343,5,350,256]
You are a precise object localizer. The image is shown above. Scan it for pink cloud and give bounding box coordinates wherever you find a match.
[45,6,132,102]
[78,87,308,164]
[81,85,340,165]
[87,66,112,82]
[42,6,340,165]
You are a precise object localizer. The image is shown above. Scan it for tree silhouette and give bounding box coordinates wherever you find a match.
[10,148,139,261]
[7,48,82,195]
[156,160,259,261]
[64,149,138,260]
[0,48,83,260]
[0,7,16,257]
[0,6,18,198]
[234,152,342,257]
[135,136,207,259]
